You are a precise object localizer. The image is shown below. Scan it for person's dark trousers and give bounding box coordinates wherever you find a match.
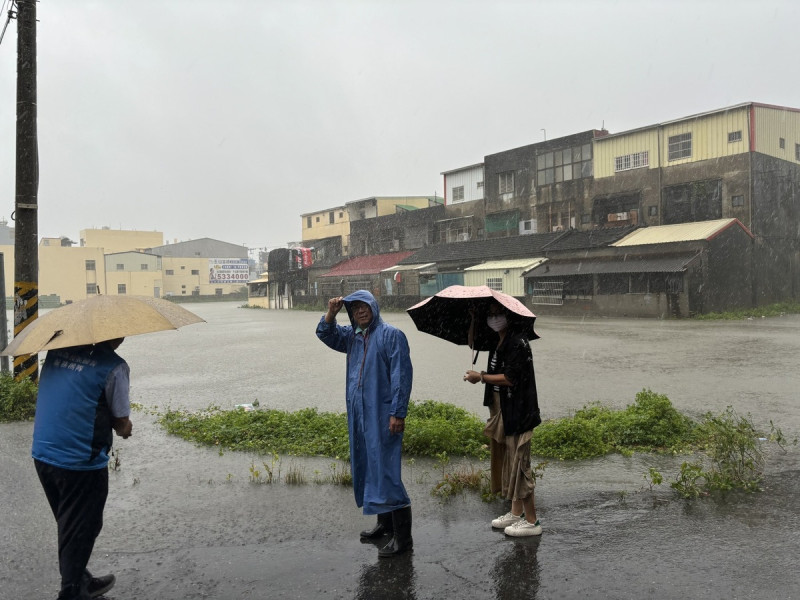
[34,459,109,600]
[378,506,413,557]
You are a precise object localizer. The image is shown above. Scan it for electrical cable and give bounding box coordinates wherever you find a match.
[0,0,16,47]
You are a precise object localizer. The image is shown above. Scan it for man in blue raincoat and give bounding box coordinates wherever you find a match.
[316,290,414,557]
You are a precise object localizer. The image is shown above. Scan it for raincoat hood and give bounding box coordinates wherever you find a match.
[343,290,382,332]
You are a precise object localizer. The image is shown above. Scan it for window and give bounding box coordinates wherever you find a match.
[116,263,124,271]
[668,133,692,161]
[732,195,744,207]
[315,216,320,223]
[339,211,343,218]
[329,211,335,224]
[191,269,200,275]
[215,288,223,296]
[85,260,96,271]
[523,220,532,231]
[498,172,514,195]
[779,137,785,149]
[477,181,484,188]
[86,283,97,294]
[648,206,658,216]
[581,213,591,224]
[140,264,148,271]
[452,186,465,201]
[537,143,592,185]
[166,269,174,275]
[728,131,742,143]
[486,277,503,291]
[181,266,185,270]
[117,284,127,294]
[306,217,312,228]
[614,151,649,172]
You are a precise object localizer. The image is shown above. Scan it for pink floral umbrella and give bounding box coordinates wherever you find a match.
[406,285,539,352]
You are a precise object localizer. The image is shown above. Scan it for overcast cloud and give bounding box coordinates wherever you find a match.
[1,0,798,252]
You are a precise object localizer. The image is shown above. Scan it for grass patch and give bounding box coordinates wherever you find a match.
[0,373,38,422]
[531,389,693,459]
[693,301,800,320]
[158,400,488,460]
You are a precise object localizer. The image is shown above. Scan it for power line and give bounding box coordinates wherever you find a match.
[0,0,15,47]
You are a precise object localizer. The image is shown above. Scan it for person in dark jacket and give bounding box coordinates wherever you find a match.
[464,300,542,536]
[33,339,133,600]
[316,290,414,557]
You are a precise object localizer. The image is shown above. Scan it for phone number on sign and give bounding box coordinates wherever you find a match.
[213,273,249,281]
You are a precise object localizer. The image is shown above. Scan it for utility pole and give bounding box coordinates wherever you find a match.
[12,0,38,381]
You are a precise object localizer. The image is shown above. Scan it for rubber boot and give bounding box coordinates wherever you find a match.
[360,511,394,539]
[378,506,413,557]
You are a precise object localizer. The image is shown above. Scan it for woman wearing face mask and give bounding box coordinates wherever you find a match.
[464,300,542,537]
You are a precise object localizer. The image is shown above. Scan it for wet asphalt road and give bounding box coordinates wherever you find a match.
[1,303,799,599]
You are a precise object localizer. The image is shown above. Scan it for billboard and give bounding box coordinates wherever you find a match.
[209,258,249,284]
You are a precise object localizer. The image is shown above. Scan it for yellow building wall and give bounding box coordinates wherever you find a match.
[594,108,751,178]
[105,271,163,297]
[463,268,527,296]
[375,196,432,216]
[301,207,350,243]
[80,229,164,254]
[161,256,246,297]
[753,105,800,160]
[594,130,661,179]
[39,246,107,304]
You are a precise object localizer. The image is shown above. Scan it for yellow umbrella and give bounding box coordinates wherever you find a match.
[1,295,205,356]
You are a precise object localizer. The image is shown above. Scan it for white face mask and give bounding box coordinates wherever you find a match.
[487,314,508,332]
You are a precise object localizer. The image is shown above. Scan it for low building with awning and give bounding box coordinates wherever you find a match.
[523,218,754,317]
[464,258,547,297]
[314,250,414,299]
[380,263,437,296]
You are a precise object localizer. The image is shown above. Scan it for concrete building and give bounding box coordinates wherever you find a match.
[80,228,163,254]
[145,238,249,298]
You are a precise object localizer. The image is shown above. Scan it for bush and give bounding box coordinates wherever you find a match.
[531,418,609,460]
[0,373,38,422]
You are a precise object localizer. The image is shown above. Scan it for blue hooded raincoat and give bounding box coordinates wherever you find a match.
[316,290,412,514]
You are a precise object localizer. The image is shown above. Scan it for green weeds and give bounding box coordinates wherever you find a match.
[530,389,693,459]
[0,373,38,422]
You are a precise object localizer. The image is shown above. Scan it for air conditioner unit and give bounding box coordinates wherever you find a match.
[617,212,629,220]
[457,233,469,242]
[552,225,564,232]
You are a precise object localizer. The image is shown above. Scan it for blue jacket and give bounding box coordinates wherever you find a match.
[316,290,413,514]
[32,343,126,470]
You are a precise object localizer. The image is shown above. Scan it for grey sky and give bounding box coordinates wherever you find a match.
[1,0,798,251]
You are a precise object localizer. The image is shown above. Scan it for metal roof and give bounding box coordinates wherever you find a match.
[525,254,699,277]
[381,263,436,273]
[320,251,415,277]
[464,258,547,271]
[248,278,269,284]
[611,219,752,247]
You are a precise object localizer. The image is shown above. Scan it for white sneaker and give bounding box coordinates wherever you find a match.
[491,511,523,529]
[504,518,542,537]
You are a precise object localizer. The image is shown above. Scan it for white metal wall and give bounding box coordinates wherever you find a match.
[445,165,484,204]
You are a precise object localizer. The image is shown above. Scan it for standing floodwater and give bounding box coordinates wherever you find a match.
[123,302,800,435]
[2,301,799,599]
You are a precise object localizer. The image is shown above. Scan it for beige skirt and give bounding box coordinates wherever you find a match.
[484,391,535,501]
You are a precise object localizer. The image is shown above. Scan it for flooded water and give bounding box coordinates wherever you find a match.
[122,302,800,436]
[2,301,799,599]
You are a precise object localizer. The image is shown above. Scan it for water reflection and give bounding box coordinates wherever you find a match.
[490,537,541,599]
[355,553,417,600]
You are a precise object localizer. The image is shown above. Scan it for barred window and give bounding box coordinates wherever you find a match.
[85,260,96,271]
[615,151,649,172]
[486,277,503,291]
[728,131,742,143]
[668,133,692,161]
[498,172,514,195]
[118,284,127,294]
[452,186,465,202]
